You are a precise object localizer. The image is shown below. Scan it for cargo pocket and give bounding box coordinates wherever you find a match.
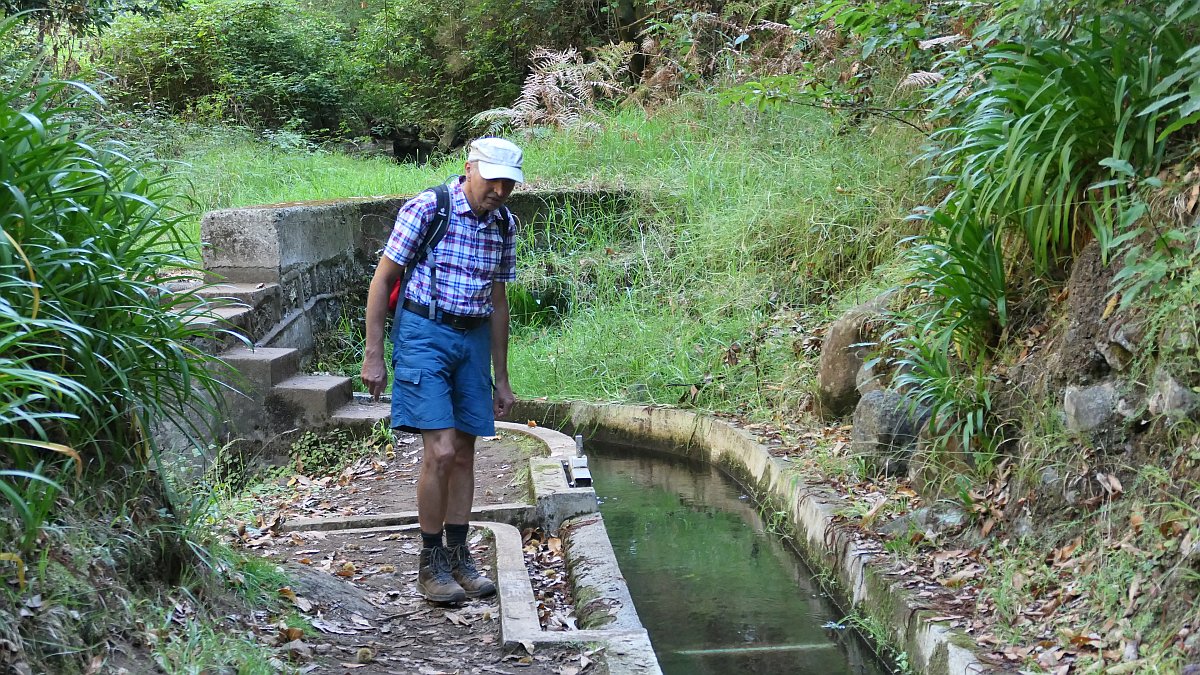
[394,368,421,385]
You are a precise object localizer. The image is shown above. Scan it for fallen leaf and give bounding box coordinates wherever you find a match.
[310,618,357,635]
[278,587,313,612]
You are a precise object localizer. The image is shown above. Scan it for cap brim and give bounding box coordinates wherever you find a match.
[477,161,523,183]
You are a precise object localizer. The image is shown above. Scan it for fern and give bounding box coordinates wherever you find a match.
[897,70,943,90]
[472,45,632,133]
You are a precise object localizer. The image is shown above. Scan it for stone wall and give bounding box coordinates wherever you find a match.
[201,189,633,356]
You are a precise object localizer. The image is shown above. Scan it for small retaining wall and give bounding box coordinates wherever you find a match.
[510,399,993,675]
[201,190,633,357]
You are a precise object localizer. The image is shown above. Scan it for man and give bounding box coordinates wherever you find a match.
[361,137,522,603]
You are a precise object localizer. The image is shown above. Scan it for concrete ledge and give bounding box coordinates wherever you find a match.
[560,513,644,633]
[280,503,533,532]
[498,422,598,533]
[512,400,990,675]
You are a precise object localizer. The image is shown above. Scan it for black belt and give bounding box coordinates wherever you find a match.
[403,299,490,331]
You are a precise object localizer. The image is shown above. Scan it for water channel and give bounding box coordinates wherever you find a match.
[588,444,890,675]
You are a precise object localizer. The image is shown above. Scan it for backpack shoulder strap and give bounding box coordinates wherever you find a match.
[398,184,453,320]
[495,205,513,240]
[422,183,452,257]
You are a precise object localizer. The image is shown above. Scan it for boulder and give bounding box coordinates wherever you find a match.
[878,503,968,539]
[855,360,886,397]
[1063,382,1118,432]
[852,389,930,476]
[1148,368,1198,419]
[815,292,893,419]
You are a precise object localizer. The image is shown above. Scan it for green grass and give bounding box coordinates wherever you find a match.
[172,97,926,419]
[505,97,925,414]
[166,127,462,241]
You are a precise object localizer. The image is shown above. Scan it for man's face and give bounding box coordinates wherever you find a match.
[463,161,517,214]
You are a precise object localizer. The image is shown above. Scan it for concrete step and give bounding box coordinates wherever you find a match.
[169,281,282,350]
[217,347,301,400]
[193,282,280,308]
[182,305,253,353]
[270,374,354,425]
[330,395,391,434]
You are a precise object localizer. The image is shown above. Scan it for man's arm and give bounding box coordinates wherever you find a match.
[490,282,514,419]
[362,257,404,399]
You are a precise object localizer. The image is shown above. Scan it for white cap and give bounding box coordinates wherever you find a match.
[467,137,524,183]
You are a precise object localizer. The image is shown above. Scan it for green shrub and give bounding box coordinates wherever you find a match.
[925,1,1199,276]
[1,17,229,550]
[94,0,348,131]
[346,0,600,143]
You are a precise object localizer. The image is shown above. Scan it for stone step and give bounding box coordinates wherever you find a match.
[270,374,354,425]
[182,305,253,353]
[217,347,301,400]
[330,396,391,434]
[175,281,283,349]
[193,281,280,308]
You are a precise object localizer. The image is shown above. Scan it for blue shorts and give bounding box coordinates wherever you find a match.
[390,308,495,438]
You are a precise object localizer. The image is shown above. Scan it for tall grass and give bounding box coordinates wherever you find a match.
[172,96,925,414]
[167,127,457,242]
[505,97,925,411]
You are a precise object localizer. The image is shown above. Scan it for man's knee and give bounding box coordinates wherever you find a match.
[451,447,475,473]
[422,432,459,471]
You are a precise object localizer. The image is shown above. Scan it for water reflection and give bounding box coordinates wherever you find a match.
[590,446,888,675]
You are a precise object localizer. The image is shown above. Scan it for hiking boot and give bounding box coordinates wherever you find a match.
[449,543,496,598]
[417,546,466,603]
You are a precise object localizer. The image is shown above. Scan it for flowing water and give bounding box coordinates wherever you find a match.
[589,445,890,675]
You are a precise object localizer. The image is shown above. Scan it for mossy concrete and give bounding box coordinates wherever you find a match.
[511,399,991,675]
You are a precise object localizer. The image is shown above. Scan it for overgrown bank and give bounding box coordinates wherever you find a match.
[2,0,1199,672]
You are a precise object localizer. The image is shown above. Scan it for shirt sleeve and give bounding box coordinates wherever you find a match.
[496,210,518,283]
[383,191,438,266]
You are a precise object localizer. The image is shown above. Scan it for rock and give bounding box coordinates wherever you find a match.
[1098,320,1147,371]
[1063,382,1117,432]
[1011,515,1034,538]
[1109,320,1144,353]
[1148,368,1198,419]
[879,504,968,538]
[282,562,381,619]
[815,292,893,419]
[1096,339,1133,372]
[855,361,885,396]
[851,389,930,476]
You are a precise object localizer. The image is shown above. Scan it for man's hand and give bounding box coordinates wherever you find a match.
[493,380,515,419]
[362,354,388,400]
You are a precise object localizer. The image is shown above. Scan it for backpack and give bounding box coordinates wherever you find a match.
[387,179,512,315]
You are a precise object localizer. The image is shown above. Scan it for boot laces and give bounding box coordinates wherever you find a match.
[429,546,456,582]
[450,544,479,576]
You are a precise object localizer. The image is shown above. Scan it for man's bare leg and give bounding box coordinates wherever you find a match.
[415,427,466,602]
[442,430,494,597]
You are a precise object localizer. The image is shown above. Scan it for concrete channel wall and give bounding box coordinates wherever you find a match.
[510,400,991,675]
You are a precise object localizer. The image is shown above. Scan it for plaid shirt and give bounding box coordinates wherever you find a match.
[383,178,517,317]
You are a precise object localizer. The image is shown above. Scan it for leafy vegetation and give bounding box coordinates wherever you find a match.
[0,17,291,670]
[2,0,1199,670]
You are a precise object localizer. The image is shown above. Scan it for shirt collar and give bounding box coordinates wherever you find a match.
[451,176,505,229]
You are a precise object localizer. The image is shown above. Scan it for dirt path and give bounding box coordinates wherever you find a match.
[240,430,594,675]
